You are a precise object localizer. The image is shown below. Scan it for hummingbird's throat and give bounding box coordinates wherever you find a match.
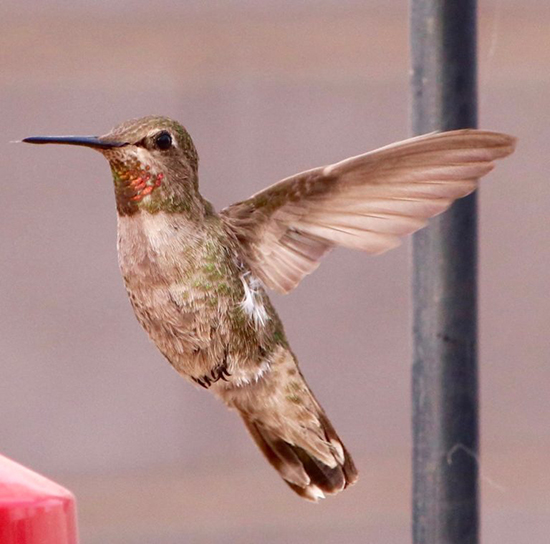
[110,156,164,203]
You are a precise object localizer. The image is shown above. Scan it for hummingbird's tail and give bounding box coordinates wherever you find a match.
[219,348,357,501]
[240,406,357,501]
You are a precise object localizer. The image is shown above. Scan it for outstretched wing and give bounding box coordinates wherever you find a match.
[221,130,516,294]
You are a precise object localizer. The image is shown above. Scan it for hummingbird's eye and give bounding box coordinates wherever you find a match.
[154,131,173,151]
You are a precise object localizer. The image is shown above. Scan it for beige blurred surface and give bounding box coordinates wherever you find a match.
[1,1,549,543]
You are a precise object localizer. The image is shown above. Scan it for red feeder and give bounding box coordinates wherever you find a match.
[0,454,78,544]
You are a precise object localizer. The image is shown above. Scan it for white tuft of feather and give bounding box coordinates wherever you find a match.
[306,484,326,502]
[330,439,346,465]
[230,359,272,388]
[240,272,269,328]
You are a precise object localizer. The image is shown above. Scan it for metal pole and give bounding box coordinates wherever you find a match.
[410,2,479,543]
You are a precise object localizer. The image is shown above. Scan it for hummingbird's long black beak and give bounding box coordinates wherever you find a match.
[22,136,128,150]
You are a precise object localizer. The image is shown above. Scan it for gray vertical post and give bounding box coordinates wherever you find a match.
[410,1,479,544]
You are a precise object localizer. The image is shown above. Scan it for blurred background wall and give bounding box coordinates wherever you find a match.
[1,1,549,542]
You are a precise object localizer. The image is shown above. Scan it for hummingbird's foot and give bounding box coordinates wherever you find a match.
[192,351,231,389]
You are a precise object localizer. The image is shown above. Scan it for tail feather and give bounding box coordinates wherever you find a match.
[241,411,357,501]
[317,411,358,485]
[242,417,311,488]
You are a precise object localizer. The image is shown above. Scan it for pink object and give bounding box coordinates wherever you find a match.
[0,454,78,544]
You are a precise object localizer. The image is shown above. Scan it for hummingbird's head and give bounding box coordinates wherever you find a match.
[24,116,204,216]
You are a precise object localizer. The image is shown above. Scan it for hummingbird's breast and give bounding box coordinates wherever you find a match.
[116,210,279,382]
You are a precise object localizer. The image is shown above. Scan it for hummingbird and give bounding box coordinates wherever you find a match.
[23,117,515,501]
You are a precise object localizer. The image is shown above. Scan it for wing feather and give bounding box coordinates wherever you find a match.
[222,129,516,293]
